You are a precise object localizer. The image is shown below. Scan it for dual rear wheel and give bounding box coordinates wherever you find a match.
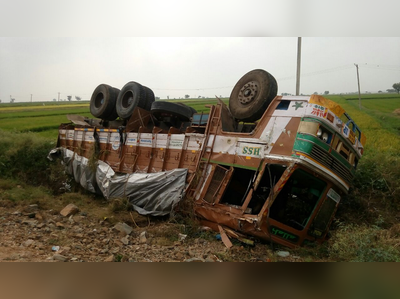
[90,69,278,123]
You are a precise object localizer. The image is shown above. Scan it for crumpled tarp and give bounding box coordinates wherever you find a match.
[48,148,187,216]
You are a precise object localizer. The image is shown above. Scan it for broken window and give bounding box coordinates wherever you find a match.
[203,165,230,204]
[220,167,256,208]
[276,100,291,110]
[247,164,286,215]
[269,169,327,231]
[308,188,340,238]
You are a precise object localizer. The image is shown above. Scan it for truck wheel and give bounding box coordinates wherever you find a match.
[229,69,278,122]
[176,102,197,115]
[143,86,155,111]
[116,81,146,119]
[90,84,119,120]
[151,101,193,122]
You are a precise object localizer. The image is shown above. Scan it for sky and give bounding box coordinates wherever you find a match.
[1,0,400,103]
[0,37,399,102]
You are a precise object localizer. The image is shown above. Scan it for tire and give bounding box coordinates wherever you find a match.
[90,84,120,120]
[143,86,155,111]
[229,69,278,122]
[151,101,193,122]
[107,87,120,120]
[176,102,197,115]
[116,81,146,119]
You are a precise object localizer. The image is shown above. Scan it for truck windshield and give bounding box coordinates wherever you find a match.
[269,169,327,231]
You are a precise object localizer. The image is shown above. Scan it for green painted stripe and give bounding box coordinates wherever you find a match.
[293,138,313,154]
[296,133,331,151]
[293,139,354,173]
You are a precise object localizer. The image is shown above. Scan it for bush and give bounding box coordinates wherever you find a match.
[337,150,400,227]
[327,224,400,262]
[0,130,55,185]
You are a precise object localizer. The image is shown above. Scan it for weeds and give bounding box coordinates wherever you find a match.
[0,130,54,185]
[327,224,400,262]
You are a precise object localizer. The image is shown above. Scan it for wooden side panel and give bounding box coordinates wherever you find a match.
[134,133,153,173]
[120,132,139,173]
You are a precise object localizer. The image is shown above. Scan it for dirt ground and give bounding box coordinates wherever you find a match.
[0,199,308,262]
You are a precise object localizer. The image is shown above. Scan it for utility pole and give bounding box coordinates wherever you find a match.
[30,94,33,102]
[58,92,60,102]
[354,64,361,109]
[296,37,302,96]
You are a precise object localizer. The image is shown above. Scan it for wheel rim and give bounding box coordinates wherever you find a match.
[238,81,258,105]
[94,93,104,108]
[121,91,134,108]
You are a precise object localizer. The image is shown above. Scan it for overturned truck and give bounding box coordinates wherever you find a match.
[53,70,366,248]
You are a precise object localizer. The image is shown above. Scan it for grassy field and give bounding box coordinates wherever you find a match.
[1,94,399,261]
[0,99,227,139]
[0,101,89,139]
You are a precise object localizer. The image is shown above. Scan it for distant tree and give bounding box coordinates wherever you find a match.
[53,98,56,102]
[378,90,382,93]
[387,89,396,93]
[75,96,82,101]
[313,92,318,95]
[155,97,160,100]
[67,95,72,101]
[393,83,400,94]
[324,91,329,95]
[184,94,190,99]
[0,99,2,103]
[198,96,201,98]
[167,96,169,100]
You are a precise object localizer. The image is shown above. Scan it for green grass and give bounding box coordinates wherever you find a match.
[0,102,91,139]
[0,101,89,109]
[346,96,400,137]
[0,99,226,139]
[0,107,90,119]
[326,95,400,155]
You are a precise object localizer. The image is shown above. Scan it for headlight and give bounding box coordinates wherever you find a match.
[317,128,322,137]
[322,132,329,142]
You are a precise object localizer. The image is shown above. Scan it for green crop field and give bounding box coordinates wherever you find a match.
[0,99,229,140]
[0,104,91,139]
[325,94,400,153]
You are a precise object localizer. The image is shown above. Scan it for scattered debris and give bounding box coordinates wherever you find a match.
[22,239,35,247]
[60,204,80,217]
[52,246,60,252]
[113,222,133,236]
[178,233,187,242]
[56,222,65,229]
[139,231,147,244]
[23,204,39,213]
[104,255,115,262]
[21,219,38,227]
[53,254,68,262]
[277,251,290,258]
[121,235,130,245]
[218,225,233,249]
[184,258,205,262]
